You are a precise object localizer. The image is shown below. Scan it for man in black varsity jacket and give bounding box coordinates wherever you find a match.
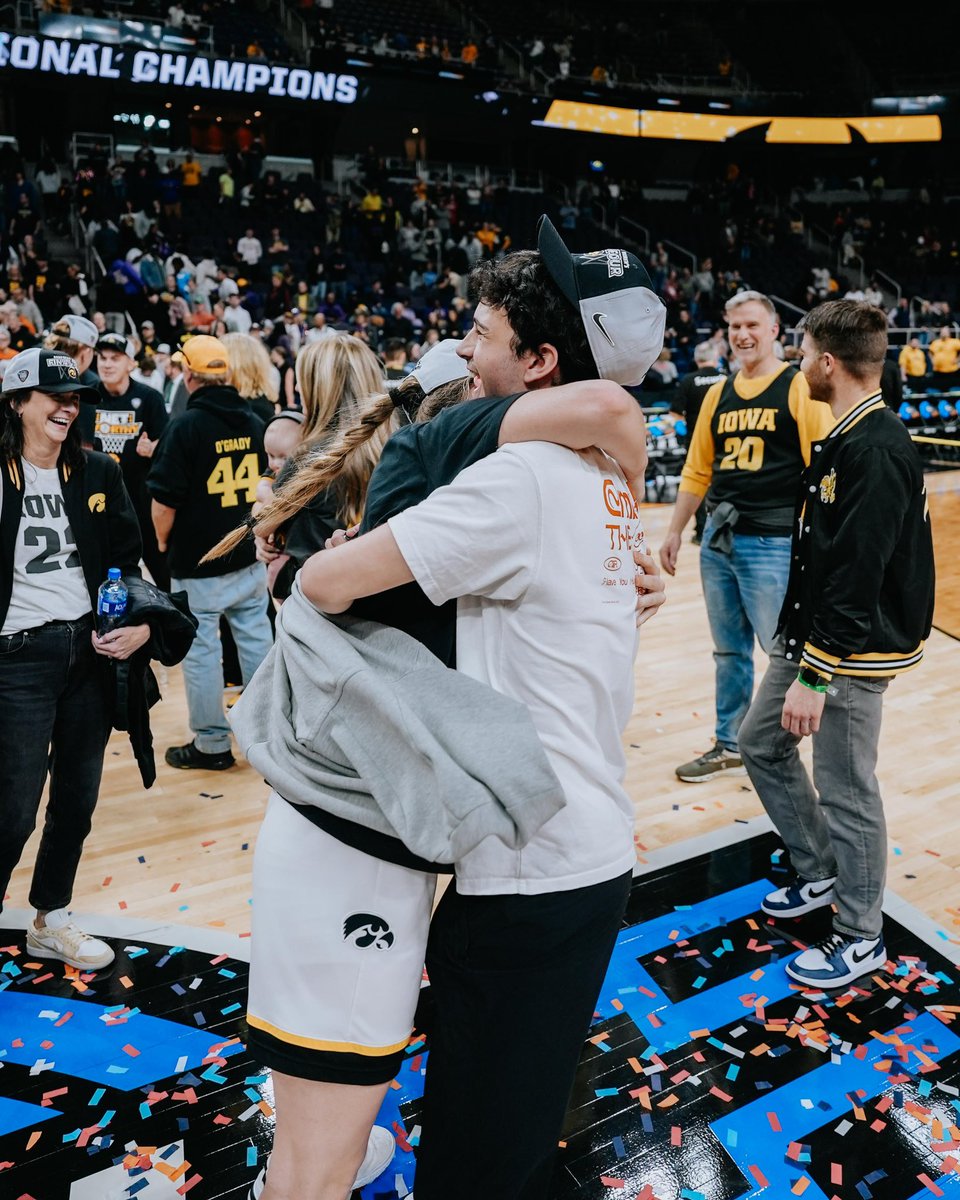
[739,300,935,990]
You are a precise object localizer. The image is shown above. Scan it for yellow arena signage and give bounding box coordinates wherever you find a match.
[539,101,942,144]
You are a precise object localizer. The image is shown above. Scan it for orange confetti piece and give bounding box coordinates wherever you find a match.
[26,1130,42,1150]
[670,1125,682,1147]
[599,1178,625,1189]
[791,1177,810,1195]
[122,1044,140,1057]
[610,998,624,1011]
[917,1175,945,1197]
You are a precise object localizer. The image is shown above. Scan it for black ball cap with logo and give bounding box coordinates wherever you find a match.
[1,346,99,399]
[537,214,667,387]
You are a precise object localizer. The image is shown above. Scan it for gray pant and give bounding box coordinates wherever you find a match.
[739,645,890,940]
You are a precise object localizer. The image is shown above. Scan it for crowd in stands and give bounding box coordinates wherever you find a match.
[2,138,958,437]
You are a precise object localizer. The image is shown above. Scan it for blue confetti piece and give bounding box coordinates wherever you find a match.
[594,1087,618,1097]
[89,1087,106,1106]
[218,968,237,979]
[244,1087,262,1103]
[612,1135,626,1158]
[137,856,146,864]
[222,1002,242,1015]
[246,1145,258,1168]
[640,1113,653,1133]
[680,1189,706,1200]
[139,1102,151,1119]
[62,1128,81,1143]
[128,1178,151,1195]
[726,1064,740,1081]
[159,1144,179,1160]
[726,1128,738,1147]
[97,1110,116,1127]
[177,1117,189,1131]
[245,1074,268,1085]
[596,1040,612,1053]
[201,1066,228,1084]
[106,1064,128,1075]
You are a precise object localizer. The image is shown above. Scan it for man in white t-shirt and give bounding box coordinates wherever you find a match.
[297,218,667,1199]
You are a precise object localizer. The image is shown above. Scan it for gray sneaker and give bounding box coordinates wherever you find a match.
[675,743,747,783]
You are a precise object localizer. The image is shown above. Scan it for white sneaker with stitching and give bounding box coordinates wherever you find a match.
[249,1124,395,1198]
[26,909,115,970]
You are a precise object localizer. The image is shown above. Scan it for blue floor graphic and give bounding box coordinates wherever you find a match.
[1,831,958,1198]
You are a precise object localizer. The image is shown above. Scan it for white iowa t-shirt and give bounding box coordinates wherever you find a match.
[1,463,91,636]
[390,441,642,895]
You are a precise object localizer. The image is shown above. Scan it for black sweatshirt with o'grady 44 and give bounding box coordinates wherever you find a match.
[146,384,266,579]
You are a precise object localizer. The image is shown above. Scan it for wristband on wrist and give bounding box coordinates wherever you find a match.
[797,665,829,693]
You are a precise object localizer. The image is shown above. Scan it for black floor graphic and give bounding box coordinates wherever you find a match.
[2,831,958,1199]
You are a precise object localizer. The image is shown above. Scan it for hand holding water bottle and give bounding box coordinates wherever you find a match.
[92,568,151,661]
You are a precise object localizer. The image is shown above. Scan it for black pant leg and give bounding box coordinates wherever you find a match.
[415,871,632,1200]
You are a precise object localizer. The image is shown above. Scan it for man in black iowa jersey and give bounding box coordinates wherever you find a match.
[659,291,834,782]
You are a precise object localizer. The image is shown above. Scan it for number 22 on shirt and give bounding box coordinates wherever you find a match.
[206,453,259,508]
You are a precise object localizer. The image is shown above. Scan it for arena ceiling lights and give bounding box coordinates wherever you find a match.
[537,100,943,144]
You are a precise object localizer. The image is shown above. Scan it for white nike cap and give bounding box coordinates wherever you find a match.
[537,215,666,386]
[409,336,472,395]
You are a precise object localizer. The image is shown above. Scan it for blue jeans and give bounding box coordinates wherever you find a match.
[172,563,274,754]
[0,615,111,912]
[699,515,791,752]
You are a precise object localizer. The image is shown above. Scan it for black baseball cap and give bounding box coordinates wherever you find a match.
[537,215,666,386]
[97,332,137,358]
[1,346,98,398]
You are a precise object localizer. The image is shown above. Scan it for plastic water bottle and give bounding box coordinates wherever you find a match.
[96,568,128,635]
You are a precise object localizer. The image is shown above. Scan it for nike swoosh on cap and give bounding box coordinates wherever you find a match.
[592,312,615,347]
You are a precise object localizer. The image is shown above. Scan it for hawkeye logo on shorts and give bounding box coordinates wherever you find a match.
[343,913,395,950]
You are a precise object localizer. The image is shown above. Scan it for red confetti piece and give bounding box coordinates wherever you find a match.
[749,1165,770,1188]
[177,1174,203,1195]
[767,1112,782,1132]
[599,1177,625,1188]
[830,1162,843,1186]
[917,1175,945,1197]
[670,1126,682,1147]
[122,1044,140,1058]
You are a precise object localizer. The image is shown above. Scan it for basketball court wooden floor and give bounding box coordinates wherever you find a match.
[2,492,958,1200]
